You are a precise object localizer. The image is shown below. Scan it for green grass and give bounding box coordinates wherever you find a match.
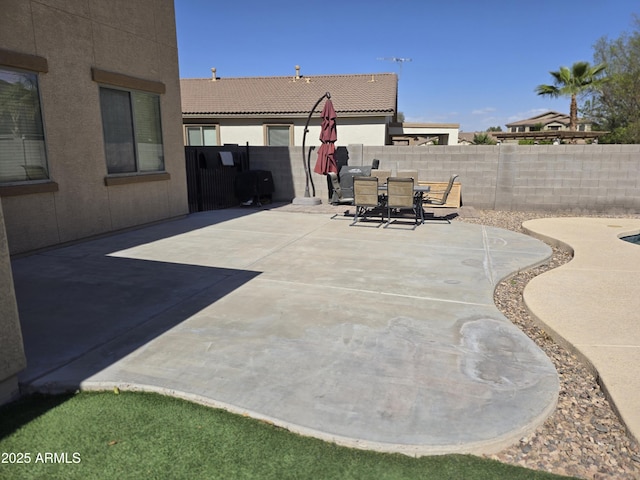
[0,391,577,480]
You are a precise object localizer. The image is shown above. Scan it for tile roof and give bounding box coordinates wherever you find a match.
[505,110,571,127]
[180,73,398,117]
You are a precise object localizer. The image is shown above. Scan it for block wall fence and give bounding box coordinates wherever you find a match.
[243,144,640,213]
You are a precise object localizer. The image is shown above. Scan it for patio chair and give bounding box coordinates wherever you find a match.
[396,169,418,181]
[384,177,423,228]
[369,170,392,206]
[370,169,392,185]
[351,176,384,225]
[328,171,354,205]
[423,174,459,206]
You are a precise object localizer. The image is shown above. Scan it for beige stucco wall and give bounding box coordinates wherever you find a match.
[184,116,391,147]
[0,199,26,405]
[389,124,460,145]
[0,0,188,255]
[218,123,266,147]
[329,118,389,146]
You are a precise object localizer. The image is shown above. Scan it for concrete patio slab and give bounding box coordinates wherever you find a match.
[13,208,557,455]
[523,217,640,444]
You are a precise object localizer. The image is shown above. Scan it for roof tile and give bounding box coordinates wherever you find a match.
[181,73,397,116]
[506,111,571,127]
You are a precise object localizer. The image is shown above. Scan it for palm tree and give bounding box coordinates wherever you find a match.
[472,132,496,145]
[535,61,607,131]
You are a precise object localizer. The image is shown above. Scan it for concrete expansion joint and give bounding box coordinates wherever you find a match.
[13,211,563,455]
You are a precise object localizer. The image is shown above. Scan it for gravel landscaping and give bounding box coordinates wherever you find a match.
[455,209,640,480]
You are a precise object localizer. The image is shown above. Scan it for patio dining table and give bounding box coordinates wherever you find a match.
[377,183,430,224]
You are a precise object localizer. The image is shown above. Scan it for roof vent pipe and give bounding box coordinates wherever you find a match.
[295,65,301,80]
[211,67,217,81]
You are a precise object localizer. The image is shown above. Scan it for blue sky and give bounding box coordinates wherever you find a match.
[175,1,638,132]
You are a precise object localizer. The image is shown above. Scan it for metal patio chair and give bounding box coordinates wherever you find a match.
[370,169,391,185]
[396,169,418,181]
[423,174,459,206]
[384,176,423,228]
[351,176,384,225]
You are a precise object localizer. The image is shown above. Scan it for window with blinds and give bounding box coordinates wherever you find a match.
[99,87,164,174]
[265,125,292,146]
[0,67,49,183]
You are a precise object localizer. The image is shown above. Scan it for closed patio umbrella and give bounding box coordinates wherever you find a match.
[313,98,338,175]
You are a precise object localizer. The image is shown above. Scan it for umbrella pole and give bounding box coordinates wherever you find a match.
[306,146,316,197]
[301,92,330,198]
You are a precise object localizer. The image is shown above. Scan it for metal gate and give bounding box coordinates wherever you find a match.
[184,146,249,212]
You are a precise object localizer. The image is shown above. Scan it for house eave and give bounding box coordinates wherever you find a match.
[182,110,395,119]
[495,130,607,140]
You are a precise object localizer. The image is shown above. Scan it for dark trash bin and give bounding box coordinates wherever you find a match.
[234,170,274,206]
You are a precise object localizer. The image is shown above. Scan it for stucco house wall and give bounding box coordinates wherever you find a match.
[0,200,24,405]
[320,117,388,146]
[184,115,389,147]
[0,0,188,256]
[0,0,188,404]
[389,123,460,145]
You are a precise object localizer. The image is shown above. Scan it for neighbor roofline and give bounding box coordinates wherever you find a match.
[182,111,395,118]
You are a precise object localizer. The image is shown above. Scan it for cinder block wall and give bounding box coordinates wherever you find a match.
[244,144,640,213]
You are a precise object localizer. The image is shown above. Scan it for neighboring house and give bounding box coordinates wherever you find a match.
[388,122,460,146]
[506,111,591,133]
[180,68,398,146]
[0,0,187,404]
[498,111,604,143]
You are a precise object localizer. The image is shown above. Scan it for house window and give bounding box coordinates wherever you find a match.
[578,124,586,131]
[186,126,218,146]
[99,87,164,174]
[265,124,292,146]
[0,67,49,183]
[517,126,525,133]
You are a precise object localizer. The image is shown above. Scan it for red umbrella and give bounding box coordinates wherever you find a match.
[313,99,338,175]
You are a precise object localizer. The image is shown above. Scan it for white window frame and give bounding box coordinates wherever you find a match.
[264,124,293,146]
[185,125,220,146]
